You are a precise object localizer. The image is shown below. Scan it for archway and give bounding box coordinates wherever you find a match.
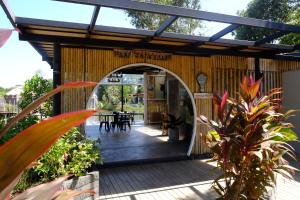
[85,63,197,163]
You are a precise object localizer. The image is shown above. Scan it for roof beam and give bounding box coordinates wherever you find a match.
[19,33,299,61]
[254,31,290,46]
[88,6,101,33]
[54,0,300,33]
[0,0,16,28]
[154,16,178,36]
[209,24,240,42]
[15,17,294,52]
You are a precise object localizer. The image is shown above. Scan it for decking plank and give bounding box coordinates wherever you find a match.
[97,160,300,200]
[102,170,121,199]
[100,171,114,197]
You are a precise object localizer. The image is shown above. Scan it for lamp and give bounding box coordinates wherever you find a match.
[196,73,207,93]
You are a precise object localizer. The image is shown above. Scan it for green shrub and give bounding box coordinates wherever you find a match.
[13,168,40,194]
[0,115,39,144]
[19,74,53,118]
[102,102,115,111]
[14,128,100,192]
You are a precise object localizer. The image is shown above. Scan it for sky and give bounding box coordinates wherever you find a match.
[0,0,251,88]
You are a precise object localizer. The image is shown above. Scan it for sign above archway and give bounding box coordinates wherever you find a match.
[114,49,172,61]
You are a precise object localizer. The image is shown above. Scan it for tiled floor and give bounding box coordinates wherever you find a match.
[85,118,189,164]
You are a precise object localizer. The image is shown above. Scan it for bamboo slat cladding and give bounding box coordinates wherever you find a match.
[60,47,300,155]
[193,57,212,154]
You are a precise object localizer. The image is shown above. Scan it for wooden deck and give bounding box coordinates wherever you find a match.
[97,160,300,200]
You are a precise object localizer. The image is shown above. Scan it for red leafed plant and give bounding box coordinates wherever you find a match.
[0,82,97,199]
[199,76,298,199]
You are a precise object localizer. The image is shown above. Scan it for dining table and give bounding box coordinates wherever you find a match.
[98,112,132,132]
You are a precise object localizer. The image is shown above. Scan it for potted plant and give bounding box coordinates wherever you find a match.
[163,114,183,142]
[199,76,298,200]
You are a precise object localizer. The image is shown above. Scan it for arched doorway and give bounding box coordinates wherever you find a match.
[85,63,197,164]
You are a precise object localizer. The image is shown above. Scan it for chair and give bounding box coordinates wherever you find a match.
[99,114,110,132]
[110,112,119,131]
[129,111,135,124]
[118,113,131,131]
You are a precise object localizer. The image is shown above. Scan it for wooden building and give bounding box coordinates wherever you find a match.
[1,0,300,157]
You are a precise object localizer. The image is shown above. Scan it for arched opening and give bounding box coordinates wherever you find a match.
[85,63,197,164]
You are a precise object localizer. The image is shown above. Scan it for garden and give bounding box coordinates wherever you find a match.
[0,74,100,199]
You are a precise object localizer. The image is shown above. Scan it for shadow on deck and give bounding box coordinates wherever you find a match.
[92,158,300,200]
[97,160,219,200]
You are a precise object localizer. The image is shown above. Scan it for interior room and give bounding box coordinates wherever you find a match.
[85,65,195,164]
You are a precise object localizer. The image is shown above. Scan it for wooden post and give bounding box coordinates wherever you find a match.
[53,43,61,116]
[121,84,124,112]
[255,57,262,81]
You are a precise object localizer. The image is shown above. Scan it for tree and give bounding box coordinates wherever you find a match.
[106,86,121,105]
[234,0,296,41]
[0,87,8,97]
[126,0,202,35]
[1,74,53,143]
[280,7,300,45]
[96,85,107,101]
[19,74,53,118]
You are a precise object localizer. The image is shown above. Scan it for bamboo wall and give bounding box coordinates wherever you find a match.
[60,47,300,155]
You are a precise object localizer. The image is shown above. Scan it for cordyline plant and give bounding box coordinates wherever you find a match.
[0,82,97,200]
[199,76,299,200]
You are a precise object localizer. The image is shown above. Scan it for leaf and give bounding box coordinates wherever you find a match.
[197,116,208,124]
[275,128,298,141]
[240,76,250,95]
[221,91,228,114]
[249,74,254,85]
[0,173,22,200]
[274,169,294,180]
[278,164,299,172]
[13,176,70,200]
[0,81,97,138]
[0,110,96,192]
[249,79,262,100]
[249,151,263,161]
[208,130,220,140]
[284,109,299,118]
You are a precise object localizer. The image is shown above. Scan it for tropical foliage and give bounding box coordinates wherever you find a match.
[199,76,298,199]
[0,82,97,199]
[14,128,100,193]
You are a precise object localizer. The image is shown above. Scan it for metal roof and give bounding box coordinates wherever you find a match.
[1,0,300,65]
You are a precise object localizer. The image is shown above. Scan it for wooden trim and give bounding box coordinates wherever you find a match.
[53,43,61,115]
